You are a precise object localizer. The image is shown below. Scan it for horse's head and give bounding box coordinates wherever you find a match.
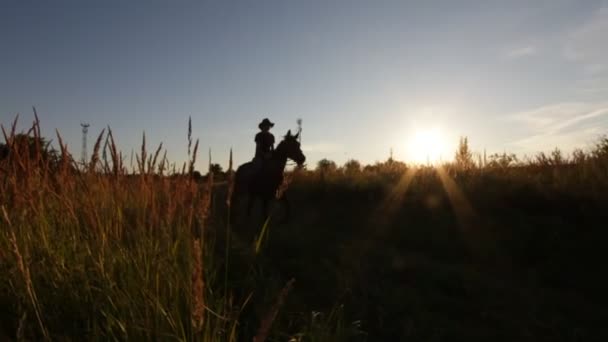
[276,130,306,166]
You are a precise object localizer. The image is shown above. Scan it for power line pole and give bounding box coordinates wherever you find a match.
[296,118,302,142]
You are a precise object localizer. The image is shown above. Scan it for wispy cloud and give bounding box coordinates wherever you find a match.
[564,7,608,75]
[506,46,537,59]
[506,102,608,152]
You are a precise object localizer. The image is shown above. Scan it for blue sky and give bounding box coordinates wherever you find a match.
[2,0,608,168]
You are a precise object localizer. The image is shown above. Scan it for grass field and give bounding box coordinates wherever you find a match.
[1,117,607,341]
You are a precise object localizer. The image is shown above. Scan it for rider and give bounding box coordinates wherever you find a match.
[253,118,275,172]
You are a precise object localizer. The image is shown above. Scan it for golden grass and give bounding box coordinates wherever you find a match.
[0,115,240,340]
[2,113,606,340]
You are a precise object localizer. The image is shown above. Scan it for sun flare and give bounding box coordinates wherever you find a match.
[407,128,447,164]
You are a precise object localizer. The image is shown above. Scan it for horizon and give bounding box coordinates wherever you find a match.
[2,1,608,169]
[2,109,602,172]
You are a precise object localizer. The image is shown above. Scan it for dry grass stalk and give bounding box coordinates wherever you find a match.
[107,128,121,176]
[16,312,27,341]
[89,128,106,173]
[9,230,49,340]
[150,142,163,174]
[32,108,42,167]
[10,114,19,140]
[55,130,67,167]
[1,125,10,150]
[158,150,168,175]
[189,139,199,177]
[226,148,234,207]
[1,115,18,145]
[191,238,205,332]
[253,278,296,342]
[1,205,11,227]
[199,165,213,223]
[102,129,111,173]
[139,132,147,175]
[188,116,193,158]
[129,148,134,172]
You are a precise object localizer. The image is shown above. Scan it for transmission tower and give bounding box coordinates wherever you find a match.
[81,123,90,164]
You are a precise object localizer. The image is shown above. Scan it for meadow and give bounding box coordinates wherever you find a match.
[1,116,607,341]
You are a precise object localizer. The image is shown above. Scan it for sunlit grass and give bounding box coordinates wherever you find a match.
[2,113,608,340]
[0,115,354,341]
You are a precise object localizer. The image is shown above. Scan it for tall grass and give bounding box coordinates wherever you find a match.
[0,115,325,341]
[3,113,607,340]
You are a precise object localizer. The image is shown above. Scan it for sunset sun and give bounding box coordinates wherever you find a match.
[407,128,447,164]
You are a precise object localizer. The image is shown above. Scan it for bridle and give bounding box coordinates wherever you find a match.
[284,119,306,168]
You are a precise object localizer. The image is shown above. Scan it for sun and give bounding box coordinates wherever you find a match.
[406,128,447,164]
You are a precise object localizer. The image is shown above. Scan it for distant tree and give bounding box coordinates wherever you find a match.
[488,152,518,169]
[209,163,223,175]
[384,159,407,173]
[454,137,475,170]
[572,148,586,164]
[591,136,608,160]
[343,159,361,174]
[192,170,203,181]
[551,148,564,165]
[316,159,337,173]
[0,142,8,160]
[363,163,379,173]
[534,152,551,166]
[0,134,60,166]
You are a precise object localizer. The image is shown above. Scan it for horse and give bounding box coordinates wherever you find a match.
[231,130,306,221]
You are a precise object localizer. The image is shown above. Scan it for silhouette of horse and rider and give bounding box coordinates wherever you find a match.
[231,118,306,221]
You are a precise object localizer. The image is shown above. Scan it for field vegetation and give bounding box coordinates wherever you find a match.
[1,114,607,341]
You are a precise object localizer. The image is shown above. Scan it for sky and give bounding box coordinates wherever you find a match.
[2,0,608,169]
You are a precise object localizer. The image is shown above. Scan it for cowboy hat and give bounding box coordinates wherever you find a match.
[258,118,274,129]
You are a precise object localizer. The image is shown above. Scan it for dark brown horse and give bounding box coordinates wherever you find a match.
[232,130,306,220]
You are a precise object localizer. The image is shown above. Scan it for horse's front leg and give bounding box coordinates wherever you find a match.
[262,198,270,219]
[280,193,290,223]
[247,195,255,217]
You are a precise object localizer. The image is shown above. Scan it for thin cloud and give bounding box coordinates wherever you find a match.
[584,64,608,75]
[506,46,537,59]
[509,102,590,127]
[579,86,608,94]
[573,74,608,94]
[564,7,608,74]
[506,102,608,151]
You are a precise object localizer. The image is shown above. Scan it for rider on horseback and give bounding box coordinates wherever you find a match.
[253,118,275,172]
[232,120,305,221]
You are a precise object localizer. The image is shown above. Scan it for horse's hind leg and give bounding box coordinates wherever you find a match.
[229,192,238,222]
[280,193,290,223]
